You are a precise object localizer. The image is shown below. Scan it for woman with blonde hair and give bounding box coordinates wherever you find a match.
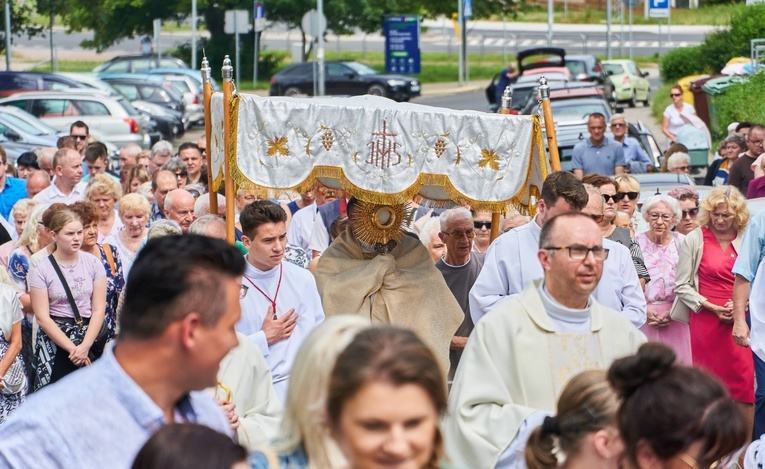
[0,199,36,269]
[613,174,645,235]
[103,194,150,278]
[674,185,753,434]
[85,173,124,243]
[249,316,368,468]
[29,210,106,389]
[525,370,622,469]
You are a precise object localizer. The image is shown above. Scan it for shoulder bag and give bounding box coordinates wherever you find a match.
[48,254,108,361]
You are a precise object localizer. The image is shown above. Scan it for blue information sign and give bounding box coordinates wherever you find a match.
[384,15,421,75]
[464,0,473,19]
[649,0,669,17]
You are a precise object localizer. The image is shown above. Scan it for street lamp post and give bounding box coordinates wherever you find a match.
[546,0,553,46]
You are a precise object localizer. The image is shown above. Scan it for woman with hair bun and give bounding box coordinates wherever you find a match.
[525,370,622,469]
[608,342,747,469]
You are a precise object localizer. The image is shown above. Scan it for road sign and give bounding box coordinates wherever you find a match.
[464,0,473,19]
[384,15,421,75]
[649,0,668,18]
[301,9,327,38]
[254,3,266,32]
[224,10,250,34]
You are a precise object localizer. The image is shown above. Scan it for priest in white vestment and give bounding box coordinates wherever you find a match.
[443,212,645,469]
[236,201,325,401]
[469,171,646,328]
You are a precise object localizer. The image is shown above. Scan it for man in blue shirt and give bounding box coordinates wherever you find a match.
[0,235,246,468]
[609,114,653,173]
[572,113,626,178]
[0,145,28,220]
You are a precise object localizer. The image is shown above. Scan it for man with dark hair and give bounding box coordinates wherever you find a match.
[0,235,245,467]
[32,148,85,204]
[69,120,89,155]
[730,123,765,197]
[572,113,626,178]
[16,151,39,179]
[470,170,646,328]
[737,121,754,137]
[82,142,118,183]
[445,212,644,468]
[178,142,203,185]
[237,200,324,401]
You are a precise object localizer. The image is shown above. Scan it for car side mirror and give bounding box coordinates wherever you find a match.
[345,72,355,79]
[606,70,613,76]
[4,129,20,142]
[642,71,650,77]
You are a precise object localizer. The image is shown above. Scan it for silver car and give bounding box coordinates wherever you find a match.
[0,89,151,149]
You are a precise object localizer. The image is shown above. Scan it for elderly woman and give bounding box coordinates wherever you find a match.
[86,173,124,244]
[613,174,646,235]
[665,152,691,174]
[667,186,699,236]
[705,134,746,186]
[662,85,696,145]
[674,185,753,430]
[660,143,689,173]
[103,194,150,278]
[162,157,189,189]
[69,201,124,342]
[419,217,446,263]
[583,175,650,288]
[0,200,36,269]
[636,195,691,364]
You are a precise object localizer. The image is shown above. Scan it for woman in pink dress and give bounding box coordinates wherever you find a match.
[636,195,691,364]
[674,185,753,434]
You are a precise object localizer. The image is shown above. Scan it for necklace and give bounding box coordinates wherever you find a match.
[243,264,283,313]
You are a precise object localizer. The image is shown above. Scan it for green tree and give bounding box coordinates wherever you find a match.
[0,2,45,56]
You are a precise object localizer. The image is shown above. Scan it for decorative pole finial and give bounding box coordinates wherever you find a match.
[538,76,550,100]
[500,86,513,113]
[201,52,211,84]
[222,55,233,81]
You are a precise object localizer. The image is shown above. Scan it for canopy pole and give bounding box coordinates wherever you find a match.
[490,86,514,242]
[201,54,217,216]
[222,55,236,245]
[538,77,561,172]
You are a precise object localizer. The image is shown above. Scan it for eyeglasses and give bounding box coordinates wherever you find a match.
[544,246,610,261]
[588,213,604,223]
[443,229,476,239]
[175,171,188,177]
[670,93,682,97]
[71,135,88,140]
[748,138,765,146]
[648,213,673,222]
[474,221,491,230]
[675,165,691,172]
[239,284,249,299]
[617,191,639,201]
[682,208,699,218]
[602,194,619,203]
[610,123,627,128]
[711,212,734,220]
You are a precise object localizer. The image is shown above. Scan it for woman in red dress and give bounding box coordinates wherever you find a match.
[674,185,753,435]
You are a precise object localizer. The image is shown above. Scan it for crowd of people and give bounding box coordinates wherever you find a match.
[0,115,762,469]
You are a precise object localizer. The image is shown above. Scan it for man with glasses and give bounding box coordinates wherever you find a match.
[470,171,646,328]
[729,124,765,197]
[444,211,645,469]
[435,207,485,380]
[666,152,692,175]
[69,121,89,155]
[572,113,626,179]
[610,114,652,173]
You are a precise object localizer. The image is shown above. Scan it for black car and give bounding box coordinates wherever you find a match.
[131,100,184,141]
[93,54,189,74]
[0,72,85,97]
[99,75,186,115]
[564,55,616,103]
[270,61,421,102]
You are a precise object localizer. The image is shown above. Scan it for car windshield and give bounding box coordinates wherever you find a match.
[604,64,625,75]
[343,62,378,75]
[116,97,140,116]
[0,111,56,136]
[565,61,586,77]
[510,87,537,110]
[550,101,608,120]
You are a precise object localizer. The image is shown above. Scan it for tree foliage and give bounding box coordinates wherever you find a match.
[0,3,45,56]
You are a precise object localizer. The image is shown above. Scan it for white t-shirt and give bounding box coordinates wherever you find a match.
[663,103,696,137]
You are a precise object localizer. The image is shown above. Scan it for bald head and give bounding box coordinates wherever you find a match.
[164,188,196,232]
[26,170,51,198]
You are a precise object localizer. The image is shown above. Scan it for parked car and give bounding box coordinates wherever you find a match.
[0,106,59,163]
[0,90,152,149]
[564,55,616,102]
[632,173,713,206]
[57,72,119,95]
[93,54,188,74]
[269,61,421,102]
[99,74,188,128]
[146,68,219,92]
[0,72,86,97]
[603,59,651,107]
[486,73,570,113]
[130,100,184,141]
[146,72,203,127]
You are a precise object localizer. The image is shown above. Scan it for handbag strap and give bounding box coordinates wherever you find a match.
[102,243,117,276]
[48,253,83,325]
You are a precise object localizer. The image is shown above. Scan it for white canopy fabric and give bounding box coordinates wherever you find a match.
[210,93,548,213]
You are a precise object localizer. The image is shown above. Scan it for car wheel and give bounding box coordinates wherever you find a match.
[629,92,637,108]
[284,86,302,97]
[643,91,651,107]
[367,84,387,97]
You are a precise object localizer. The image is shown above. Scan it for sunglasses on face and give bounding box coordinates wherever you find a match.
[602,194,619,203]
[176,171,188,178]
[610,123,627,128]
[474,221,491,230]
[617,192,639,201]
[71,135,88,140]
[670,93,682,97]
[681,208,699,218]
